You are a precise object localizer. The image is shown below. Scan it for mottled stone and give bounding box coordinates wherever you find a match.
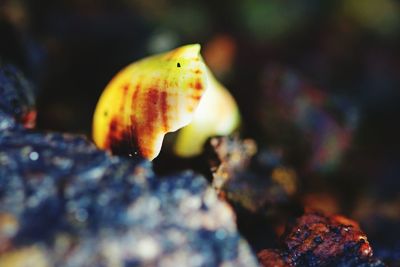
[0,128,260,266]
[0,65,258,266]
[206,136,297,213]
[258,213,385,267]
[0,64,36,129]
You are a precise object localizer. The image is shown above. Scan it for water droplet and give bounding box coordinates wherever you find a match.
[29,151,39,161]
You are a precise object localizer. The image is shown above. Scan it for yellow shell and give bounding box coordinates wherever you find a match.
[173,67,240,157]
[93,44,208,160]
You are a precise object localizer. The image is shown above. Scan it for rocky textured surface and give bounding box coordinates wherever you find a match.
[257,213,385,267]
[0,65,259,267]
[352,197,400,266]
[206,136,297,213]
[0,65,36,130]
[205,136,386,266]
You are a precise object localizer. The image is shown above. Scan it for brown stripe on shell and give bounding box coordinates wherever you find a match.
[122,83,129,93]
[128,82,141,153]
[120,83,130,113]
[191,95,202,101]
[105,117,139,157]
[193,69,202,74]
[160,91,169,131]
[194,80,203,91]
[131,83,141,118]
[136,87,160,157]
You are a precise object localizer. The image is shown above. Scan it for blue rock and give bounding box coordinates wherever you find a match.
[0,65,258,266]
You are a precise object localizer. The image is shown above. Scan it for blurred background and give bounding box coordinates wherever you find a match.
[1,0,400,264]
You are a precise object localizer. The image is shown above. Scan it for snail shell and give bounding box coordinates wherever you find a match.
[173,67,240,157]
[92,44,208,160]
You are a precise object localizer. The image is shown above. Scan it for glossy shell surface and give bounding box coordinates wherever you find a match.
[93,44,208,160]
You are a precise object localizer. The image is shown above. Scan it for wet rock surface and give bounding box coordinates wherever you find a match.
[257,212,385,267]
[0,65,36,130]
[206,136,298,213]
[0,65,258,266]
[205,137,388,266]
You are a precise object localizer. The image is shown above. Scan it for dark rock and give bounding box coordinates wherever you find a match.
[206,136,298,213]
[257,212,385,267]
[205,136,301,254]
[0,64,36,129]
[0,65,258,266]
